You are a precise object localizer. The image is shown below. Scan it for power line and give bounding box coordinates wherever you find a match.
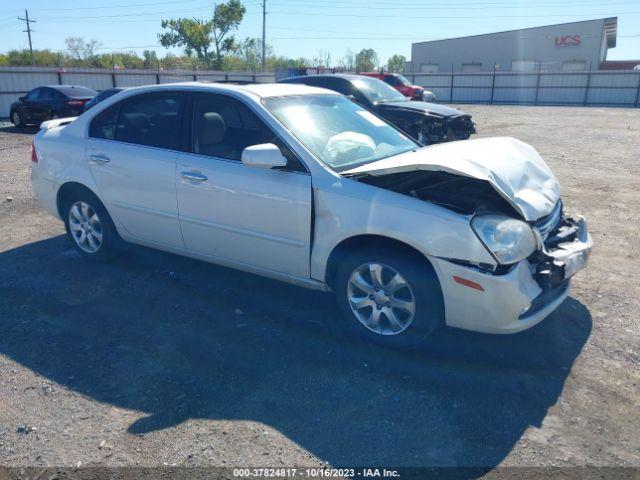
[17,9,35,65]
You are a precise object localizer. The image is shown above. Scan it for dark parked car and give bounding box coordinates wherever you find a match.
[83,87,124,111]
[10,85,97,127]
[280,74,475,145]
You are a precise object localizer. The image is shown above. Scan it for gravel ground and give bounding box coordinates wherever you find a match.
[0,106,638,474]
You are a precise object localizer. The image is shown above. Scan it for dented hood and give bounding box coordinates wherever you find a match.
[342,137,560,221]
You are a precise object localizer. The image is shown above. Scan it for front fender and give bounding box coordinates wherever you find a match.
[310,176,496,282]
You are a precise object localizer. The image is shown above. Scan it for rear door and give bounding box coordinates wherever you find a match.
[86,92,185,249]
[175,92,312,278]
[21,88,42,122]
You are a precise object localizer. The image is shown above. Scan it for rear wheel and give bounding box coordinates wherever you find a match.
[334,248,444,349]
[62,191,120,259]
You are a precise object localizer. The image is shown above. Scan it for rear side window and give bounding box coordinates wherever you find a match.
[90,104,119,140]
[116,93,183,150]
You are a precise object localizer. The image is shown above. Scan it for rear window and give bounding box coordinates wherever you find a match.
[55,86,97,98]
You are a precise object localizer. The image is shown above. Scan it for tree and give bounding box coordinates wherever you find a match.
[158,0,245,68]
[158,18,213,65]
[355,48,378,72]
[143,50,159,69]
[338,49,355,71]
[211,0,246,68]
[311,49,332,68]
[386,54,406,73]
[65,37,100,61]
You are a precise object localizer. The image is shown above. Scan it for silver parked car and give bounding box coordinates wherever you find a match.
[31,82,592,347]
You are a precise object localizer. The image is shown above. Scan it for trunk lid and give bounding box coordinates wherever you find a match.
[342,137,560,221]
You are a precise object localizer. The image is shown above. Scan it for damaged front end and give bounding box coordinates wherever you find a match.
[414,113,476,145]
[530,203,592,290]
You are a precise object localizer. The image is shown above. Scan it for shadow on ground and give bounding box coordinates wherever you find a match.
[0,236,592,472]
[0,125,37,135]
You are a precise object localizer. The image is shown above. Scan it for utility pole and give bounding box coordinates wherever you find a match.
[18,9,36,65]
[261,0,266,71]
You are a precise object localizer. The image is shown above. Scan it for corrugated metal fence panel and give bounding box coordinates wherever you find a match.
[0,71,59,94]
[2,67,639,116]
[0,94,19,118]
[495,73,538,88]
[61,73,113,91]
[494,88,537,104]
[408,70,640,107]
[159,74,195,84]
[115,74,157,88]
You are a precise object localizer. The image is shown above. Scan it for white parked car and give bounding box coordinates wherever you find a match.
[31,82,592,347]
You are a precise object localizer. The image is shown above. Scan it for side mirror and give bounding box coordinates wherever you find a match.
[19,96,26,102]
[241,143,288,169]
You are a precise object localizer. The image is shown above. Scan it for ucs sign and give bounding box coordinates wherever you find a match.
[555,35,581,46]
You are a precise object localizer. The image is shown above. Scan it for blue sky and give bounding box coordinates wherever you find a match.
[1,0,638,65]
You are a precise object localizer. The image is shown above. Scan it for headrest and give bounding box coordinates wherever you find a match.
[199,112,226,145]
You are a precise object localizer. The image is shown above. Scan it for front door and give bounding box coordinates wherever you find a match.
[175,93,312,278]
[86,92,185,249]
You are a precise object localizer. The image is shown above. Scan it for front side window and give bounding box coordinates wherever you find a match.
[25,88,40,101]
[263,94,417,171]
[192,94,277,161]
[116,93,183,150]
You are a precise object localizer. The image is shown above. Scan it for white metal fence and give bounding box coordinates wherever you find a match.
[405,70,640,107]
[0,66,277,117]
[2,66,639,117]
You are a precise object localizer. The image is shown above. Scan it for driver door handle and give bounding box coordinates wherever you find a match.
[181,171,208,182]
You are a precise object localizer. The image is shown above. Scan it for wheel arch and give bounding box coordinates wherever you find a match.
[56,182,106,219]
[325,234,437,289]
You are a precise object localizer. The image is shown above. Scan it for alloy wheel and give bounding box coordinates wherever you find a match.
[68,201,103,253]
[347,262,416,335]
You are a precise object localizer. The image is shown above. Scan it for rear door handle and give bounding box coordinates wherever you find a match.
[89,154,110,164]
[180,171,208,182]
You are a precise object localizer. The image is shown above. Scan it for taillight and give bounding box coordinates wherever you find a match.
[31,140,38,163]
[66,99,86,107]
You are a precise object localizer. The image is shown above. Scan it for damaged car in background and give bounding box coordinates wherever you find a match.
[31,83,590,348]
[279,74,475,145]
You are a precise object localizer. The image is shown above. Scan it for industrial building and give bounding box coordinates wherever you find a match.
[406,17,618,73]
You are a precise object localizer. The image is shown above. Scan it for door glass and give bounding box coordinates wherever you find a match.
[116,93,182,150]
[89,105,119,140]
[192,95,277,162]
[25,89,40,101]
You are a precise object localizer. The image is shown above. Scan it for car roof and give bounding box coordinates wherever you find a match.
[39,85,97,97]
[123,81,339,99]
[284,74,363,83]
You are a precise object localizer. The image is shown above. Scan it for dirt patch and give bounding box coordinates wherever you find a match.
[0,106,638,470]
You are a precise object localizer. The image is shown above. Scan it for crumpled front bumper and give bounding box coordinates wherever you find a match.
[430,215,592,334]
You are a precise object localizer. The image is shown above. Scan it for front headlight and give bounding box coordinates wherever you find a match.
[471,214,537,264]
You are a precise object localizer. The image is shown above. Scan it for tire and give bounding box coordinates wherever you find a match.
[62,189,121,260]
[10,110,24,128]
[333,247,444,349]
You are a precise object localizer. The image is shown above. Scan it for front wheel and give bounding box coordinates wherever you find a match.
[334,248,444,349]
[63,191,120,259]
[10,110,24,128]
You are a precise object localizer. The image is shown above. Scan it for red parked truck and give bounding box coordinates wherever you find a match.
[361,72,436,101]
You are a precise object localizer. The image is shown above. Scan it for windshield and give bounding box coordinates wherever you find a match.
[263,94,418,171]
[351,76,408,103]
[395,74,412,87]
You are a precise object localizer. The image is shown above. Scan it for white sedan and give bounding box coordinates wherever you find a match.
[31,82,591,348]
